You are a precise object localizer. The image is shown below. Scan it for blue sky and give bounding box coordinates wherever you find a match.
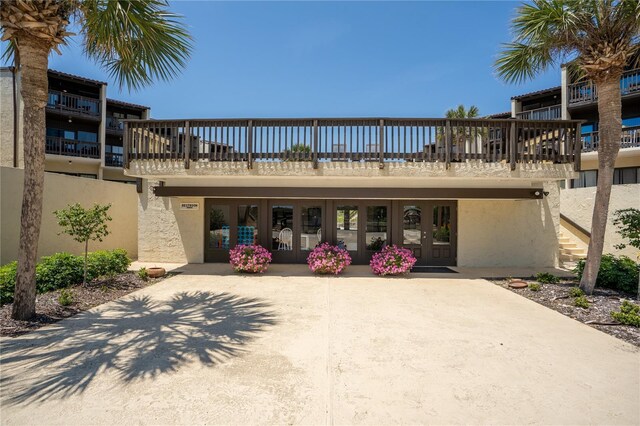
[39,1,560,118]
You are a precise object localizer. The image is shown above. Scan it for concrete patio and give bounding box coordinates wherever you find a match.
[1,265,638,425]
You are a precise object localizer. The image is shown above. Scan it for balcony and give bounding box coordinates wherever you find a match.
[46,90,101,118]
[106,116,124,133]
[105,152,124,167]
[568,68,640,106]
[516,105,562,120]
[581,126,640,152]
[45,136,100,159]
[123,118,582,177]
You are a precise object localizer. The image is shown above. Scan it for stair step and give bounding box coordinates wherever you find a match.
[559,242,578,248]
[561,247,586,255]
[560,254,586,262]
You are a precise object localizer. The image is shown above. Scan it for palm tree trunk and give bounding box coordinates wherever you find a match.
[11,37,50,320]
[579,75,622,295]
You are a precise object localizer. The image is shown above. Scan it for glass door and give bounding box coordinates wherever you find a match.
[270,202,295,263]
[401,203,424,263]
[426,202,457,266]
[205,202,232,262]
[336,204,359,259]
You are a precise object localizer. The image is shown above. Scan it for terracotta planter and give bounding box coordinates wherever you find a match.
[147,267,166,278]
[508,280,528,289]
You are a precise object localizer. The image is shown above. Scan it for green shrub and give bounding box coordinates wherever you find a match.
[574,295,590,309]
[611,300,640,327]
[137,267,149,281]
[87,249,130,280]
[574,255,639,295]
[58,288,74,306]
[0,249,131,305]
[0,262,18,305]
[535,272,559,284]
[36,253,84,293]
[528,283,541,292]
[569,287,584,298]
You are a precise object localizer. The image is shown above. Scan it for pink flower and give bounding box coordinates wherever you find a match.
[307,243,351,274]
[229,244,272,273]
[369,245,416,276]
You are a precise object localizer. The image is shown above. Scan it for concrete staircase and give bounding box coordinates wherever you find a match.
[559,232,587,270]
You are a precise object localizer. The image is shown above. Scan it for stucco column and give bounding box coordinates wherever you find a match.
[98,84,107,179]
[511,99,521,118]
[561,66,570,120]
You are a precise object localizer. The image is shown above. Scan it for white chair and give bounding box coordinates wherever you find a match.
[317,228,322,243]
[278,228,293,251]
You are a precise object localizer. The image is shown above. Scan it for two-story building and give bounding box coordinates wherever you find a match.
[123,117,581,268]
[509,65,640,262]
[0,68,150,183]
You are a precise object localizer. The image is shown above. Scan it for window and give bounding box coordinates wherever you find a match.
[271,205,293,251]
[622,117,640,128]
[571,170,598,188]
[613,167,640,185]
[238,205,259,245]
[336,205,358,251]
[209,205,230,250]
[77,131,97,143]
[366,206,387,251]
[301,206,322,251]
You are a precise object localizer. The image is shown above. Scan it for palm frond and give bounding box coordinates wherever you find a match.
[79,0,193,91]
[495,42,556,84]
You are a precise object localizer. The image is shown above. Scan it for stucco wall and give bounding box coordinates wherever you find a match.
[138,179,204,263]
[457,182,560,268]
[560,184,640,258]
[0,69,21,168]
[0,167,138,265]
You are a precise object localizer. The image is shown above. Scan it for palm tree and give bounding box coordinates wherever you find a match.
[445,105,481,154]
[495,0,638,294]
[1,0,192,320]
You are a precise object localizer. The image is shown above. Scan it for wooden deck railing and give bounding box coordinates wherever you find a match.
[581,126,640,152]
[45,136,100,159]
[568,68,640,105]
[516,105,562,120]
[123,118,583,171]
[46,90,101,117]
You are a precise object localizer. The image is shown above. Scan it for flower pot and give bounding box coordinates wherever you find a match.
[147,267,166,278]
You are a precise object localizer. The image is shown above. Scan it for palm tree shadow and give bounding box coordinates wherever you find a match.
[0,291,277,405]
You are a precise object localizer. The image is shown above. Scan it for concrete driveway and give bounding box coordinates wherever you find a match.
[1,264,638,425]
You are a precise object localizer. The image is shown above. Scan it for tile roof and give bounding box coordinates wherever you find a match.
[48,69,106,86]
[107,98,149,111]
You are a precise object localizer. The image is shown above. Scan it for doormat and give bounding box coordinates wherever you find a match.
[410,266,458,273]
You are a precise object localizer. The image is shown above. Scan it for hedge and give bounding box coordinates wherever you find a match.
[0,249,131,305]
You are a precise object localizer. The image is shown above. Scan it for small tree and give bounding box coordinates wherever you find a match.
[613,208,640,252]
[613,208,640,298]
[54,203,112,285]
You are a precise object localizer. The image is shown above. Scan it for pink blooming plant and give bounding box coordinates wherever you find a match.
[369,245,416,276]
[229,244,272,273]
[307,242,352,275]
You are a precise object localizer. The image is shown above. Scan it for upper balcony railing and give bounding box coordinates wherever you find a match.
[105,151,124,167]
[106,116,124,132]
[124,118,583,172]
[581,126,640,152]
[45,136,100,159]
[516,105,562,120]
[47,90,101,118]
[568,68,640,106]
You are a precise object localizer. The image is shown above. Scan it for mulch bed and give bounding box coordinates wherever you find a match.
[1,271,169,338]
[492,278,640,347]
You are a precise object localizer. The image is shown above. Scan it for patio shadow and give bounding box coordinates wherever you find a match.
[0,291,277,405]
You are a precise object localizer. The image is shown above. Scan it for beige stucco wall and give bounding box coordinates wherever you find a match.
[138,179,204,263]
[580,148,640,171]
[0,68,23,168]
[138,178,563,268]
[0,166,138,265]
[457,182,561,268]
[560,184,640,259]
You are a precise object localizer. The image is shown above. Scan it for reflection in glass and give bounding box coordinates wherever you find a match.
[432,206,451,244]
[336,205,358,251]
[301,206,322,251]
[238,204,259,245]
[403,205,421,245]
[366,206,387,250]
[272,205,294,251]
[209,205,230,249]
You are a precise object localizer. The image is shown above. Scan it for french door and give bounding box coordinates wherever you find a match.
[204,200,262,262]
[394,201,457,266]
[269,201,326,263]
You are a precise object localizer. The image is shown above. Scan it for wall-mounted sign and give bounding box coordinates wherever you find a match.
[180,202,200,211]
